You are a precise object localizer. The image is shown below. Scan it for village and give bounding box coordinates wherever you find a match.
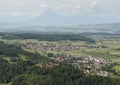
[22,42,113,77]
[23,42,82,52]
[47,53,112,77]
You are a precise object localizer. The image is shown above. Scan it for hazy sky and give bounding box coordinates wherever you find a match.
[0,0,120,24]
[0,0,119,17]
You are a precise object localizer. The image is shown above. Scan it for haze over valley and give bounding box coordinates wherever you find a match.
[0,23,120,34]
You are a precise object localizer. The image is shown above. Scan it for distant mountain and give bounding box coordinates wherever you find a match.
[29,12,120,25]
[0,11,120,25]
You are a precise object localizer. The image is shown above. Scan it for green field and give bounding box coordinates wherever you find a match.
[111,74,120,78]
[0,83,11,85]
[112,66,120,71]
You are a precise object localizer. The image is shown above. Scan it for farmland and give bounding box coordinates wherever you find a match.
[0,32,120,85]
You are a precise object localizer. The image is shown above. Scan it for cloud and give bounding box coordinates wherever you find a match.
[0,0,120,18]
[0,0,47,17]
[91,0,97,7]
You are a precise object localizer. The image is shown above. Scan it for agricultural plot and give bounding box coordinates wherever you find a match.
[112,66,120,71]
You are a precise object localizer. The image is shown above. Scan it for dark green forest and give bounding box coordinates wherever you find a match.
[1,33,95,43]
[0,41,40,58]
[0,41,22,57]
[0,58,120,85]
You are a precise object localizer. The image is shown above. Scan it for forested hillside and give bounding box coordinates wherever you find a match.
[1,33,95,43]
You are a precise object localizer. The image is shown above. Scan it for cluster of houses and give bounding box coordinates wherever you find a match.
[22,42,113,77]
[23,42,84,52]
[48,54,112,77]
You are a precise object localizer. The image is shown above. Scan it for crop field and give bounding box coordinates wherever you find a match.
[0,83,11,85]
[112,66,120,71]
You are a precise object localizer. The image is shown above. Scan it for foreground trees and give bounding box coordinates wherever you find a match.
[11,65,120,85]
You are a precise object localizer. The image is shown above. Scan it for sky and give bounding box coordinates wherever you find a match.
[0,0,120,25]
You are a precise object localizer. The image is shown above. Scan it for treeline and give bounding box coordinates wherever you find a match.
[0,58,34,83]
[11,64,120,85]
[0,54,49,83]
[0,41,41,58]
[0,41,22,57]
[1,33,95,43]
